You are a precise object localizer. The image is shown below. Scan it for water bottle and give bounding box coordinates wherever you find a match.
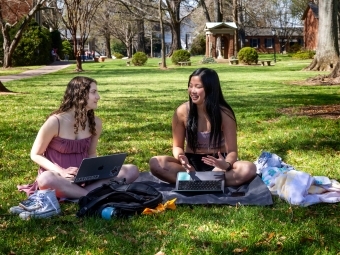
[101,206,116,220]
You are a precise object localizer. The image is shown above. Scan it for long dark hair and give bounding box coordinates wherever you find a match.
[50,76,97,135]
[186,68,236,152]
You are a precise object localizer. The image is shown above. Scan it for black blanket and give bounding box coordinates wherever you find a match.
[135,172,273,206]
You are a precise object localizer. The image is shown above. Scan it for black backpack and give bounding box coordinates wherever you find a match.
[76,181,163,218]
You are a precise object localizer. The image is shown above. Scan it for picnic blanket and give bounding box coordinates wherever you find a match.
[135,172,273,206]
[254,151,340,206]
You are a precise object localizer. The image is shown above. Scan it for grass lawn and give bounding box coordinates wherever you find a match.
[0,56,339,255]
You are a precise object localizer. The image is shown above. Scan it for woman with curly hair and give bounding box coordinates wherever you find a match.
[149,68,256,186]
[18,76,139,199]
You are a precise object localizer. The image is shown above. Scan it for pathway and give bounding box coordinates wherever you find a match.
[0,61,72,83]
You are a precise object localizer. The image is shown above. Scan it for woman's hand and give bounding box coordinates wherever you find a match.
[178,154,195,172]
[201,152,229,171]
[59,166,79,180]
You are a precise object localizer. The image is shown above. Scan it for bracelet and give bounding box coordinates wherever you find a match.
[225,162,232,171]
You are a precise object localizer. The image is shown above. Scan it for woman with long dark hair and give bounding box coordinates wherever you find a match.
[149,68,256,185]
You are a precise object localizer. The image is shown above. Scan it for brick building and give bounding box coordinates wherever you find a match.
[244,27,304,54]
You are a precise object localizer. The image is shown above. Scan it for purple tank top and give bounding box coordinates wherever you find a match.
[41,116,92,170]
[186,131,224,150]
[18,116,92,196]
[185,103,224,149]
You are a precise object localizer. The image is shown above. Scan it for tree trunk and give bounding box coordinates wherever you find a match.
[169,22,181,56]
[304,0,339,71]
[126,38,132,58]
[0,81,13,93]
[2,48,13,67]
[199,0,211,22]
[167,0,181,57]
[105,34,111,58]
[73,37,83,72]
[159,0,166,68]
[327,61,340,79]
[2,22,24,68]
[233,0,238,55]
[136,19,145,52]
[214,0,222,22]
[237,0,246,49]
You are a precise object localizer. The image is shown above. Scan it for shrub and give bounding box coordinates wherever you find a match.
[113,52,124,59]
[289,43,302,53]
[292,50,315,60]
[238,47,258,65]
[61,40,73,60]
[190,34,206,56]
[200,56,216,64]
[12,21,51,66]
[132,51,148,66]
[171,49,190,65]
[111,39,126,55]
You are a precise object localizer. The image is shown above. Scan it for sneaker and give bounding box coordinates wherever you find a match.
[9,190,43,214]
[18,189,61,220]
[9,205,26,214]
[19,190,42,211]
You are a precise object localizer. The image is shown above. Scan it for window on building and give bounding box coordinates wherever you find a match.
[250,38,259,48]
[264,38,274,48]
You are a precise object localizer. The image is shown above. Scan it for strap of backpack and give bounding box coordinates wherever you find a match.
[76,190,117,217]
[76,183,143,217]
[76,182,163,217]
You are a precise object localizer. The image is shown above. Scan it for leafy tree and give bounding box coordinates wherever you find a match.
[111,38,127,56]
[61,40,74,60]
[60,0,104,72]
[92,2,139,58]
[190,33,206,56]
[40,0,63,31]
[116,0,199,56]
[0,0,49,68]
[12,21,51,66]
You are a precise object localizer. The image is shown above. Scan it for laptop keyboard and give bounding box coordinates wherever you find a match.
[178,180,223,191]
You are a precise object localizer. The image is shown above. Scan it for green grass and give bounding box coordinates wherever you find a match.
[1,56,340,255]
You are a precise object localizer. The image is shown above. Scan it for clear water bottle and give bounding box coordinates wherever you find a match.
[101,206,116,220]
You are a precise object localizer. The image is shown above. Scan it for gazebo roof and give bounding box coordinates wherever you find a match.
[204,22,237,35]
[205,22,237,30]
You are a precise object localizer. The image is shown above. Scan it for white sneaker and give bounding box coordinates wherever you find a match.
[19,189,61,220]
[9,191,41,214]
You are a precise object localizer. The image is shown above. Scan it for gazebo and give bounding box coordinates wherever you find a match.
[205,22,237,60]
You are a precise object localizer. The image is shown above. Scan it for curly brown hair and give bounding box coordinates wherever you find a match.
[50,76,97,135]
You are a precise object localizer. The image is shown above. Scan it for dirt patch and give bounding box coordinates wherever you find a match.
[279,104,340,119]
[289,75,340,86]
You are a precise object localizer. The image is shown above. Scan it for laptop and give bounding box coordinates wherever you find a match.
[72,153,127,183]
[174,171,225,193]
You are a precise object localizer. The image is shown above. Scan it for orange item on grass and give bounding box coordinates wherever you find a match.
[142,198,177,215]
